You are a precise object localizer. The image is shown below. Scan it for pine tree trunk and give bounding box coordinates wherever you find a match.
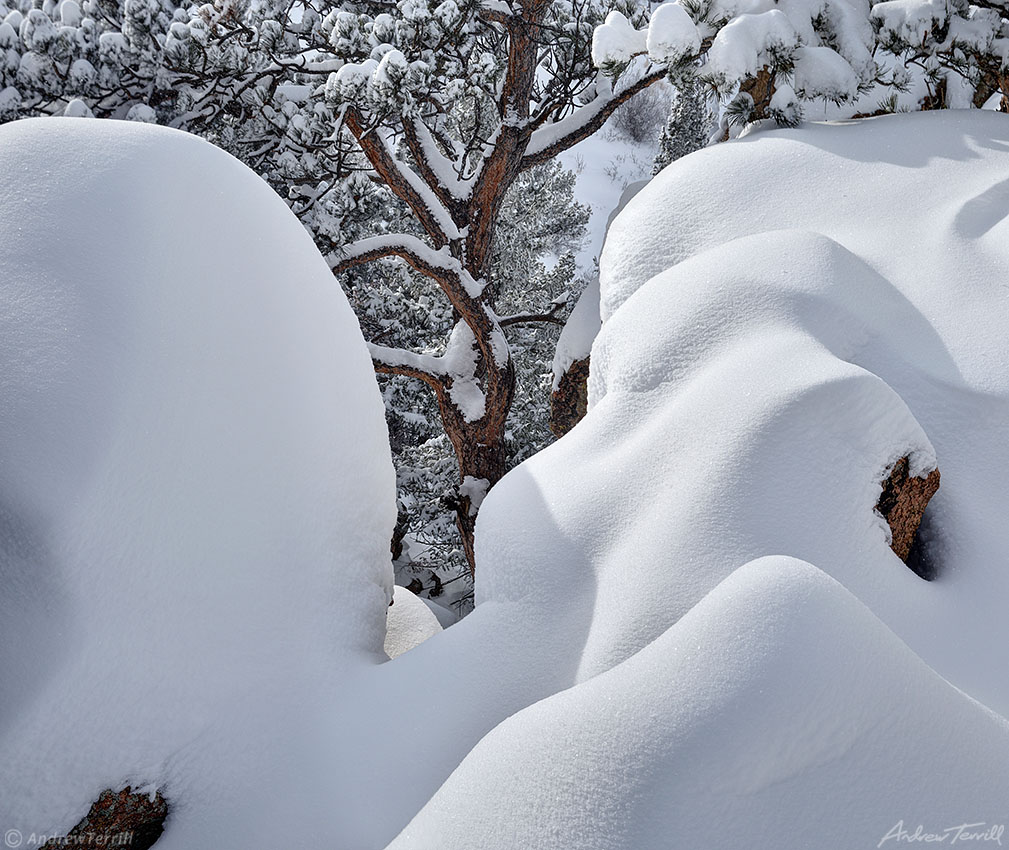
[449,427,510,573]
[437,349,514,574]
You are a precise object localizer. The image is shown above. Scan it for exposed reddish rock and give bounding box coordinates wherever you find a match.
[42,787,168,850]
[550,356,591,437]
[877,456,940,568]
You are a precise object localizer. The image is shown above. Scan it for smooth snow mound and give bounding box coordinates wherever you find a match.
[385,112,1009,848]
[0,118,396,846]
[386,586,443,658]
[6,112,1009,850]
[603,112,1009,398]
[391,558,1009,850]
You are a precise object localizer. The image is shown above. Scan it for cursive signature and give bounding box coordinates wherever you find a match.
[879,821,1005,847]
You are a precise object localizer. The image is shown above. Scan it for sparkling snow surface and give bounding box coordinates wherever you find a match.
[4,113,1009,850]
[390,112,1009,848]
[0,118,396,846]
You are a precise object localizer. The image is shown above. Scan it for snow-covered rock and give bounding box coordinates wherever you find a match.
[385,586,443,658]
[0,118,396,846]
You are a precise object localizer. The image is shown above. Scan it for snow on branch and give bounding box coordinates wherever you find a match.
[368,342,449,381]
[497,300,567,327]
[368,325,492,425]
[342,107,463,246]
[332,233,506,423]
[330,234,485,300]
[333,234,456,276]
[403,116,475,204]
[522,62,667,168]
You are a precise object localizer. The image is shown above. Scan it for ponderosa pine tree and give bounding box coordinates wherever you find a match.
[316,0,666,571]
[0,0,666,574]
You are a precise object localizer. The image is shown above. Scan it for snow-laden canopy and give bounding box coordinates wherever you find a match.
[0,117,396,846]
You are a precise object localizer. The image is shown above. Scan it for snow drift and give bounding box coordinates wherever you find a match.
[4,112,1009,850]
[0,118,396,845]
[391,558,1009,849]
[598,111,1009,714]
[389,112,1009,847]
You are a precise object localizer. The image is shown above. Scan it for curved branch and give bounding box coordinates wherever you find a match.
[521,64,666,169]
[403,116,472,209]
[331,234,458,277]
[370,343,449,397]
[334,235,509,429]
[498,300,567,326]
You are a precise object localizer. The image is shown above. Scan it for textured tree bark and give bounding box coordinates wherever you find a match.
[550,356,591,437]
[876,456,940,571]
[437,350,516,573]
[450,429,512,572]
[41,787,168,850]
[740,66,776,120]
[972,64,1009,110]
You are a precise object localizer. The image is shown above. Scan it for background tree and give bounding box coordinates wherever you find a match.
[316,0,665,572]
[653,74,709,172]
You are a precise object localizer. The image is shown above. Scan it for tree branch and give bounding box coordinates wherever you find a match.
[498,301,567,326]
[333,235,509,427]
[521,63,666,170]
[330,234,465,284]
[342,106,461,247]
[369,342,448,395]
[402,116,472,209]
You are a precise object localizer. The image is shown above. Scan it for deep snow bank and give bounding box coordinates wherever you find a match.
[5,112,1009,850]
[388,112,1009,848]
[392,558,1009,849]
[594,111,1009,712]
[0,118,396,845]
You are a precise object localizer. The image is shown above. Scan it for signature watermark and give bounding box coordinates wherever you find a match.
[4,830,135,848]
[879,821,1005,847]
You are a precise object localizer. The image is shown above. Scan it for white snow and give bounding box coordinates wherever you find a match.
[871,0,950,44]
[5,110,1009,850]
[551,276,600,389]
[391,558,1009,849]
[558,131,658,277]
[459,476,491,515]
[385,586,443,658]
[704,10,799,87]
[792,45,860,101]
[591,10,647,67]
[62,97,93,118]
[59,0,81,26]
[444,321,487,422]
[0,118,396,847]
[125,102,157,122]
[387,111,1009,847]
[645,2,701,64]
